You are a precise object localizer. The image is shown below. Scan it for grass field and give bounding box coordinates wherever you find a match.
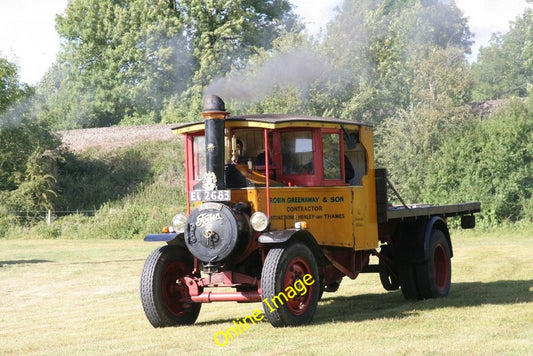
[1,228,532,355]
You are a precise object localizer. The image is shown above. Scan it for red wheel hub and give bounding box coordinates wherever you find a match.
[162,261,190,316]
[283,257,313,316]
[433,243,450,291]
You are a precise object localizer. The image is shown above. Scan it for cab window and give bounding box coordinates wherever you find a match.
[281,131,313,175]
[192,135,206,181]
[322,133,341,180]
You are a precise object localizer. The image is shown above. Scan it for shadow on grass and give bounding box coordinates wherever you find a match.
[314,279,533,325]
[196,317,245,326]
[0,259,53,267]
[179,279,533,327]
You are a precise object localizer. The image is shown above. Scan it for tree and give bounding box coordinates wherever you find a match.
[374,45,474,203]
[52,0,186,128]
[164,0,300,121]
[316,0,472,124]
[200,30,321,115]
[422,98,533,224]
[49,0,299,128]
[180,0,298,86]
[0,58,64,216]
[0,57,32,115]
[374,101,472,203]
[472,8,533,100]
[200,0,473,121]
[410,46,474,106]
[0,118,63,215]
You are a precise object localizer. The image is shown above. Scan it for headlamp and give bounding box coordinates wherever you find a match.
[250,211,270,232]
[171,213,187,233]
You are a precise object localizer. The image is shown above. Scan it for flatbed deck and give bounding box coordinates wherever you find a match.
[387,202,481,221]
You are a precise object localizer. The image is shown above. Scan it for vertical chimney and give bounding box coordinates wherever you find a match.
[201,95,229,190]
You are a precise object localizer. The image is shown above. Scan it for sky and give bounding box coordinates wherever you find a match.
[0,0,532,85]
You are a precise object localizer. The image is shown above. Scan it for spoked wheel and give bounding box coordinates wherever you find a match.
[261,241,319,327]
[416,229,452,298]
[140,245,201,327]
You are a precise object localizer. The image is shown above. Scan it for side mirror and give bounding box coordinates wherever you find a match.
[341,125,358,150]
[461,215,476,229]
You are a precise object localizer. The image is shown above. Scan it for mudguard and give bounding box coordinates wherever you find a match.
[423,216,452,259]
[257,230,297,244]
[258,229,327,266]
[144,232,186,247]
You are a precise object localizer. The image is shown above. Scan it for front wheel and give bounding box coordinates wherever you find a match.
[261,241,320,327]
[140,245,201,327]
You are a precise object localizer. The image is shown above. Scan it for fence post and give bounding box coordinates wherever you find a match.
[47,210,52,225]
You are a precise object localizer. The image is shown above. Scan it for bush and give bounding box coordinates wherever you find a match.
[3,139,187,239]
[423,98,533,225]
[375,102,471,203]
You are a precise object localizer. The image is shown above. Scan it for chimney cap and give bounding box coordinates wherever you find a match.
[203,95,227,112]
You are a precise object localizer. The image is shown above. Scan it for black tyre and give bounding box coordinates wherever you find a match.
[379,245,400,291]
[140,245,201,327]
[261,241,320,327]
[415,229,452,298]
[398,262,420,299]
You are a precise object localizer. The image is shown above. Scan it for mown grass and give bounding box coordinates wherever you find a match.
[1,227,532,355]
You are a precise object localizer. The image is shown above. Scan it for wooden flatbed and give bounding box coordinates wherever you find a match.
[387,202,481,221]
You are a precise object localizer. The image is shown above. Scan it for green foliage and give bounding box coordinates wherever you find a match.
[375,102,471,203]
[49,0,186,128]
[45,0,299,128]
[2,139,187,239]
[5,148,62,211]
[0,118,64,215]
[208,0,474,122]
[0,60,62,221]
[376,93,532,226]
[423,98,533,225]
[163,0,300,122]
[57,146,154,210]
[59,136,184,209]
[0,57,32,114]
[315,0,472,124]
[472,9,533,100]
[67,139,186,239]
[410,47,474,106]
[181,0,298,87]
[375,47,475,203]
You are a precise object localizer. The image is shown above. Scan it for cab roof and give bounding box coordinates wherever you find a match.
[172,114,371,134]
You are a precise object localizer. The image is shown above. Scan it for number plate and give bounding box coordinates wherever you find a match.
[189,190,231,202]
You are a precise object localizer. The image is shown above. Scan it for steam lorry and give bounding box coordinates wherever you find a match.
[140,95,480,327]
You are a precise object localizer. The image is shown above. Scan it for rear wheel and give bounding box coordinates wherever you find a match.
[261,241,320,327]
[379,245,400,291]
[398,262,420,299]
[140,245,201,327]
[416,229,452,298]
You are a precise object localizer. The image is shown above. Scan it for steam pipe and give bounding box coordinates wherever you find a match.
[201,95,229,190]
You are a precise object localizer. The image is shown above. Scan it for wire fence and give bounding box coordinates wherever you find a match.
[9,210,97,225]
